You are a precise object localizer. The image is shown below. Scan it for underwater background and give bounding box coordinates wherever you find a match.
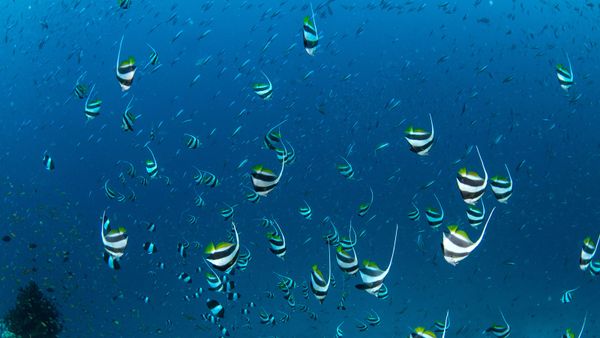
[0,0,599,337]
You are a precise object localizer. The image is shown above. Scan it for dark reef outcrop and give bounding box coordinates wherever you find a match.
[4,281,63,338]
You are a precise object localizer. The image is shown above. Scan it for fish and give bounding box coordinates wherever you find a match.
[264,121,286,151]
[563,313,587,338]
[142,242,157,254]
[276,141,296,164]
[251,160,284,197]
[561,287,578,304]
[336,322,344,337]
[410,327,436,338]
[116,35,136,91]
[483,311,511,337]
[515,159,526,172]
[144,146,159,178]
[119,161,136,178]
[252,71,273,100]
[579,235,599,271]
[356,320,369,332]
[121,96,139,132]
[84,84,102,120]
[103,252,120,270]
[421,180,436,190]
[442,207,496,266]
[72,72,88,99]
[194,193,205,207]
[178,272,192,284]
[144,43,159,69]
[323,220,340,246]
[42,151,55,171]
[310,246,331,303]
[303,4,319,56]
[104,180,123,200]
[205,270,223,292]
[357,187,374,217]
[267,220,286,259]
[589,260,600,276]
[375,142,390,153]
[339,225,357,250]
[145,222,156,232]
[556,53,574,91]
[405,114,435,155]
[466,200,485,228]
[184,134,201,149]
[205,222,240,273]
[236,248,252,272]
[376,283,389,300]
[299,201,313,220]
[385,98,401,111]
[355,225,399,295]
[433,311,450,334]
[244,187,260,204]
[227,292,241,301]
[336,246,358,275]
[219,204,235,221]
[259,310,275,326]
[425,194,444,229]
[100,211,128,269]
[336,157,355,179]
[408,203,420,221]
[177,242,188,258]
[274,272,297,290]
[456,146,488,204]
[193,168,219,187]
[490,164,513,203]
[366,310,381,326]
[206,299,224,318]
[118,0,131,9]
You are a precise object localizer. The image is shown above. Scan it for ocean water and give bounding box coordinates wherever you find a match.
[0,0,599,337]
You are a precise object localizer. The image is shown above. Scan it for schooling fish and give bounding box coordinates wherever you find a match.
[442,208,496,266]
[116,35,136,91]
[466,200,485,228]
[355,225,399,295]
[405,114,435,155]
[425,194,444,229]
[556,52,574,91]
[561,287,578,304]
[580,235,599,271]
[252,71,273,100]
[144,146,158,178]
[84,84,102,120]
[205,222,240,273]
[142,241,157,254]
[251,160,284,197]
[184,133,201,149]
[42,151,55,171]
[100,211,128,270]
[310,246,331,303]
[121,96,140,132]
[303,3,319,56]
[490,164,513,203]
[483,310,511,338]
[267,220,287,259]
[456,146,488,205]
[357,187,374,217]
[336,156,355,179]
[299,201,313,220]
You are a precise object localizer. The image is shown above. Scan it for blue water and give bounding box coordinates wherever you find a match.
[0,0,599,337]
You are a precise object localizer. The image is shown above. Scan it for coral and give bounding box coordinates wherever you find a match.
[0,320,17,338]
[3,281,63,338]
